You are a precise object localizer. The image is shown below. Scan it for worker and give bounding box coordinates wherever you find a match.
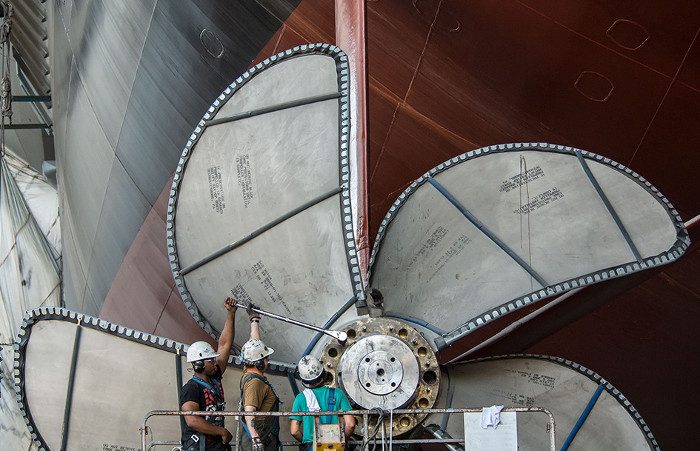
[180,297,237,451]
[290,355,356,450]
[239,306,280,451]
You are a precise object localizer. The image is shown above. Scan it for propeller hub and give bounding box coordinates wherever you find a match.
[341,335,418,403]
[321,317,441,436]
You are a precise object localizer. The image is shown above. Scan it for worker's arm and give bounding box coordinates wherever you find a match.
[342,414,356,439]
[216,298,237,375]
[181,401,232,444]
[249,309,261,340]
[244,405,260,438]
[290,419,303,442]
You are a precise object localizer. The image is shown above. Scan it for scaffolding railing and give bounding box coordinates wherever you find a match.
[141,407,556,450]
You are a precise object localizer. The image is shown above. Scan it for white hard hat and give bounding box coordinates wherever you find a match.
[298,355,324,382]
[187,341,219,363]
[241,339,274,363]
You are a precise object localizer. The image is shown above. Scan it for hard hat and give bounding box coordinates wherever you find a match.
[241,339,274,363]
[187,341,219,363]
[298,355,324,382]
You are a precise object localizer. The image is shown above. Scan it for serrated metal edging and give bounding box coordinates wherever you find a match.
[456,353,660,450]
[12,307,296,451]
[166,43,361,343]
[367,143,690,345]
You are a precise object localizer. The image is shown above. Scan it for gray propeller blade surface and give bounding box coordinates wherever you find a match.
[426,355,658,450]
[168,44,364,364]
[13,308,297,451]
[369,143,689,348]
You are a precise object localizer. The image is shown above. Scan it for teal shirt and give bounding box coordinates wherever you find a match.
[290,386,352,443]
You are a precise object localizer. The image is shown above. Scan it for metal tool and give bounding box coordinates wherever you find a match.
[235,302,348,343]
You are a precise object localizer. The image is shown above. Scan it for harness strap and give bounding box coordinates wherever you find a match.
[322,388,336,424]
[239,373,280,438]
[192,376,223,400]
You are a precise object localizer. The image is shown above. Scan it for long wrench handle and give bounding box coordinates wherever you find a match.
[234,303,347,343]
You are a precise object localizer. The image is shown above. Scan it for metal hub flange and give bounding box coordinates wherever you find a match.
[340,335,419,405]
[320,317,441,436]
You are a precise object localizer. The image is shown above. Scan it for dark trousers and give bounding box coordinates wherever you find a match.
[239,433,279,451]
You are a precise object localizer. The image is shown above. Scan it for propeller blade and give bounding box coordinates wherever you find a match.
[168,44,364,363]
[369,143,689,347]
[425,355,658,450]
[13,308,298,450]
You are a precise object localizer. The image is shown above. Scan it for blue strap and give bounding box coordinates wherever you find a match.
[192,376,223,399]
[320,388,336,424]
[561,384,605,450]
[328,388,336,410]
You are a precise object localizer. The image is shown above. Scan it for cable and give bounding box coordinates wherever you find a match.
[360,408,386,451]
[388,409,393,451]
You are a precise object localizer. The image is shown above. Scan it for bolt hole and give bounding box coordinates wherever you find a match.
[417,347,427,356]
[328,347,338,358]
[347,329,357,339]
[391,382,396,387]
[398,328,408,339]
[423,370,438,385]
[399,417,411,427]
[377,368,385,376]
[390,357,396,362]
[418,398,430,408]
[365,357,370,363]
[365,382,371,387]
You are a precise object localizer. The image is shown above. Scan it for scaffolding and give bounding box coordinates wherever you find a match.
[141,406,556,450]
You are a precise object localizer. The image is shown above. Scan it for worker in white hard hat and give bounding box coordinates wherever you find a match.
[238,305,280,451]
[180,297,238,451]
[290,355,356,450]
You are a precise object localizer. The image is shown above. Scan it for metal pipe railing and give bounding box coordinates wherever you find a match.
[141,407,556,450]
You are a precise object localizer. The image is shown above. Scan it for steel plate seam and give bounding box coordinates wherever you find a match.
[365,143,689,349]
[426,176,549,287]
[204,91,343,126]
[12,308,297,451]
[59,324,82,451]
[458,353,660,450]
[179,186,344,276]
[574,150,643,263]
[166,43,362,346]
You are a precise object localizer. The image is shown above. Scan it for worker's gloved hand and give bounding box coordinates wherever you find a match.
[240,300,261,322]
[251,436,265,451]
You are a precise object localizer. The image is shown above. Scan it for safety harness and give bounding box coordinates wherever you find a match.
[239,373,281,443]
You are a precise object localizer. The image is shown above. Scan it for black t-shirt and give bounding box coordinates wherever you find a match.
[180,369,227,449]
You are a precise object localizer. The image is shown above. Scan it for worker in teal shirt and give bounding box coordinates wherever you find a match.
[290,355,356,450]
